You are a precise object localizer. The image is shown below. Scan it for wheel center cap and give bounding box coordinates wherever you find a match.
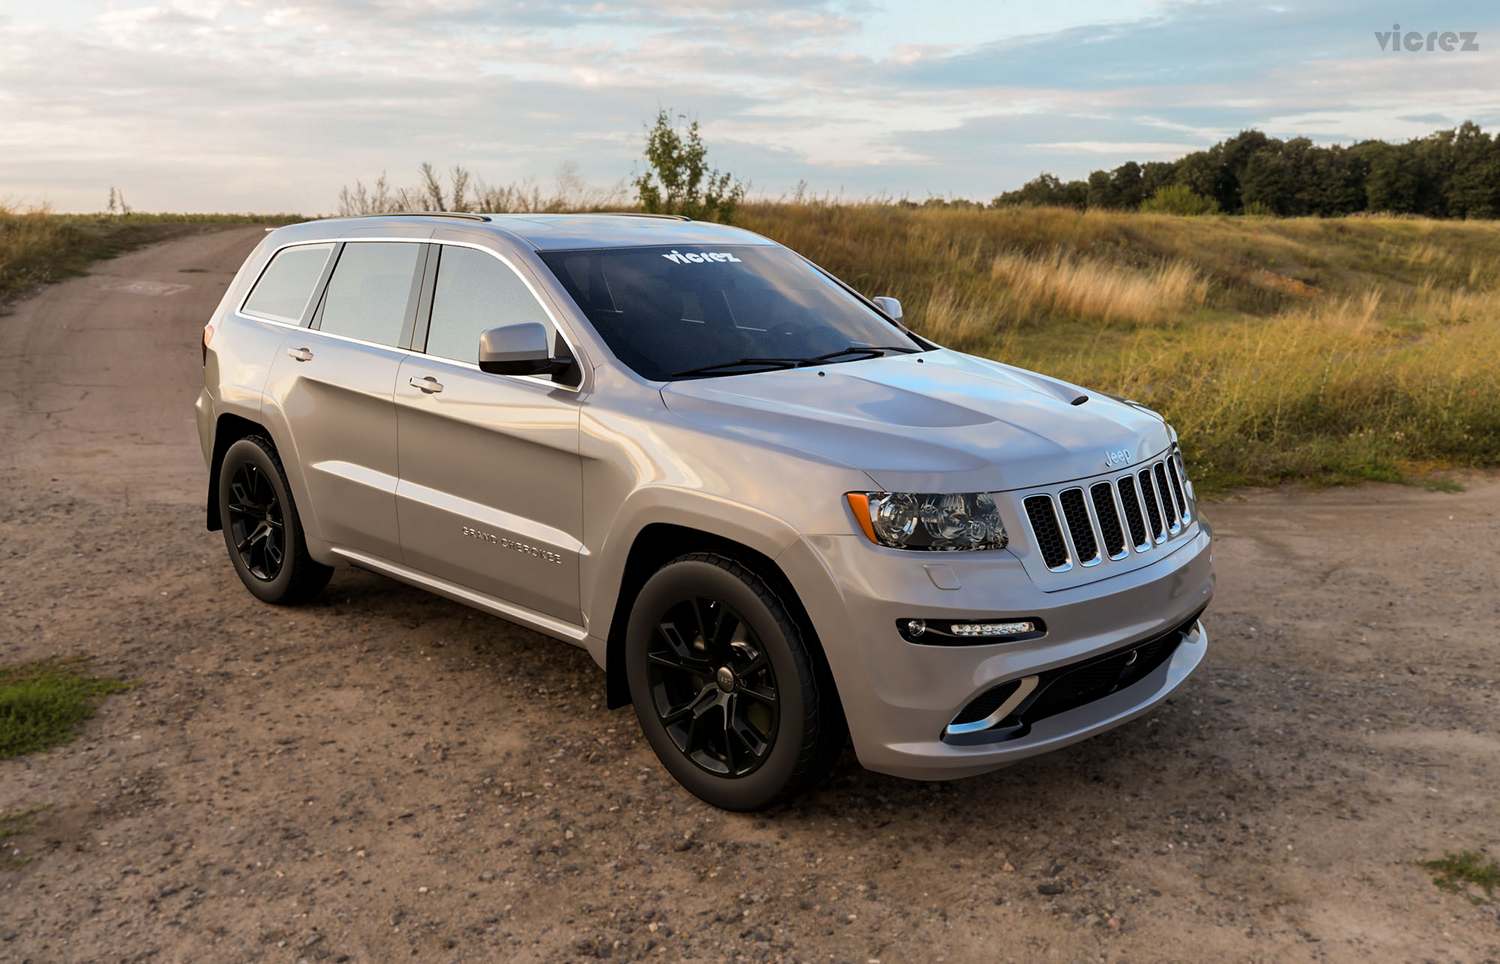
[715,666,737,693]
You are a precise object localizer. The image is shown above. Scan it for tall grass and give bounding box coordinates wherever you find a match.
[735,202,1500,492]
[0,205,295,305]
[6,195,1498,493]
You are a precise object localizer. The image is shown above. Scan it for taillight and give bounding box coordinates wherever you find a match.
[202,323,215,365]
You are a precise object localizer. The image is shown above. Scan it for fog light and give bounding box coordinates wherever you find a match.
[950,620,1038,637]
[897,617,1045,644]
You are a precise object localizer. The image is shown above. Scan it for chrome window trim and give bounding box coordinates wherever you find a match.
[239,241,336,326]
[239,235,585,394]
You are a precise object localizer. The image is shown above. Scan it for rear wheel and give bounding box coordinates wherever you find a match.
[626,553,835,810]
[218,435,331,605]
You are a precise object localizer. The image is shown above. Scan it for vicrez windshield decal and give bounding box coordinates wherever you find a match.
[661,250,743,264]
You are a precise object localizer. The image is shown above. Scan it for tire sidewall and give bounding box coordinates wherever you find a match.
[626,558,815,811]
[218,438,302,604]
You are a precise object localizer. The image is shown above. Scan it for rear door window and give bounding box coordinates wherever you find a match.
[317,242,423,348]
[423,245,553,364]
[242,243,334,324]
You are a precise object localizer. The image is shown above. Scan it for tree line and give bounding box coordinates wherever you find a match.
[991,122,1500,218]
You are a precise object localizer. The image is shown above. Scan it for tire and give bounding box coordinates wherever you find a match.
[217,435,332,605]
[625,552,836,811]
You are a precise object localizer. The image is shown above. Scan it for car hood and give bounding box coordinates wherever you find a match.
[659,350,1170,492]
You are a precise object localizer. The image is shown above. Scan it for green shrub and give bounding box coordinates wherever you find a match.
[1140,184,1221,216]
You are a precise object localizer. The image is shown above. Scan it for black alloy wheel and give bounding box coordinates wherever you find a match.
[226,460,286,581]
[646,596,780,778]
[217,435,332,605]
[626,553,844,811]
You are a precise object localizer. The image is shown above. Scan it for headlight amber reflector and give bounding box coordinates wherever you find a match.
[846,492,1009,551]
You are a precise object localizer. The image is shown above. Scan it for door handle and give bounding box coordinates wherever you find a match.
[408,375,444,394]
[287,346,314,362]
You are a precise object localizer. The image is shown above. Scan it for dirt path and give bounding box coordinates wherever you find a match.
[1,229,1496,962]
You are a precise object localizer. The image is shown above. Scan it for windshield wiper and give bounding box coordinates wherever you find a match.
[670,357,804,378]
[797,345,921,365]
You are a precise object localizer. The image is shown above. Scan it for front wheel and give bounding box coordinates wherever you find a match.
[217,435,331,605]
[625,553,838,811]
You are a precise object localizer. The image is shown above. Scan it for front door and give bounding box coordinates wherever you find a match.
[394,243,584,624]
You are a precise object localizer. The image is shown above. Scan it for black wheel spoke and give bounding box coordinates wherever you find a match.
[228,460,286,582]
[646,593,779,780]
[711,608,739,651]
[720,703,738,773]
[647,648,711,677]
[738,683,776,706]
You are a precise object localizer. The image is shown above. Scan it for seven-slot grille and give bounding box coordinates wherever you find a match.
[1022,451,1193,573]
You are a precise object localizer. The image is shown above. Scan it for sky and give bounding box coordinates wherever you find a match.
[2,0,1497,212]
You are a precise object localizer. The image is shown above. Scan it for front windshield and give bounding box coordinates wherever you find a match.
[539,244,923,380]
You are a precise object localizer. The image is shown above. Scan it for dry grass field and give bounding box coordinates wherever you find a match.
[738,203,1500,493]
[6,201,1498,493]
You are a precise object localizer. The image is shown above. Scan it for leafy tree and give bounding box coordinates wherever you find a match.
[1446,121,1500,218]
[1140,184,1220,215]
[992,173,1088,209]
[1365,144,1424,213]
[634,109,745,222]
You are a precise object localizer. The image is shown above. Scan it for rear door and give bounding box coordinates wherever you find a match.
[263,240,427,561]
[394,243,585,624]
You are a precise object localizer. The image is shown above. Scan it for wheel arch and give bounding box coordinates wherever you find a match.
[205,413,272,531]
[602,523,848,738]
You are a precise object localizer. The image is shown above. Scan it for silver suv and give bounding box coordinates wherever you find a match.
[197,213,1214,810]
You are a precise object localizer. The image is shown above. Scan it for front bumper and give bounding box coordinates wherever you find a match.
[778,521,1214,780]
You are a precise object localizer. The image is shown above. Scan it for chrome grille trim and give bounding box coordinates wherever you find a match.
[1168,454,1191,523]
[1138,468,1167,543]
[1116,476,1151,551]
[1089,482,1129,560]
[1019,451,1195,574]
[1058,487,1103,568]
[1155,462,1181,534]
[1023,495,1073,573]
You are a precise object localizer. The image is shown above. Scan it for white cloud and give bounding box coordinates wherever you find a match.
[1,0,1497,210]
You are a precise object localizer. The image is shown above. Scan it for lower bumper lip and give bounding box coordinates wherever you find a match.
[941,607,1205,745]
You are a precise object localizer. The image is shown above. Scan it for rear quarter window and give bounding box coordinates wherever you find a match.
[242,243,334,324]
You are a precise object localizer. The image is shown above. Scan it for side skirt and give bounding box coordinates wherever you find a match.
[331,547,592,648]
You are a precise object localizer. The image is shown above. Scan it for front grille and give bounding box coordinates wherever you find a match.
[1022,450,1194,573]
[1154,462,1179,530]
[1116,477,1149,549]
[1138,468,1164,540]
[1023,496,1070,570]
[1168,455,1190,521]
[1090,483,1126,558]
[1057,488,1099,565]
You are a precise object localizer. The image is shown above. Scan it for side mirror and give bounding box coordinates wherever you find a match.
[478,322,570,378]
[872,296,903,322]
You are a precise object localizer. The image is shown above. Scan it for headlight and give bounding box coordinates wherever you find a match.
[845,492,1008,551]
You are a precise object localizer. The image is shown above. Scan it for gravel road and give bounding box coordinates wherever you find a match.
[1,228,1496,962]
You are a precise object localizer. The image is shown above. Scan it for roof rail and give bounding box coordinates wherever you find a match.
[339,211,492,222]
[592,211,693,221]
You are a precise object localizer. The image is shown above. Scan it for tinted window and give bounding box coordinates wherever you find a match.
[318,242,422,347]
[424,246,552,364]
[539,245,920,380]
[242,243,333,323]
